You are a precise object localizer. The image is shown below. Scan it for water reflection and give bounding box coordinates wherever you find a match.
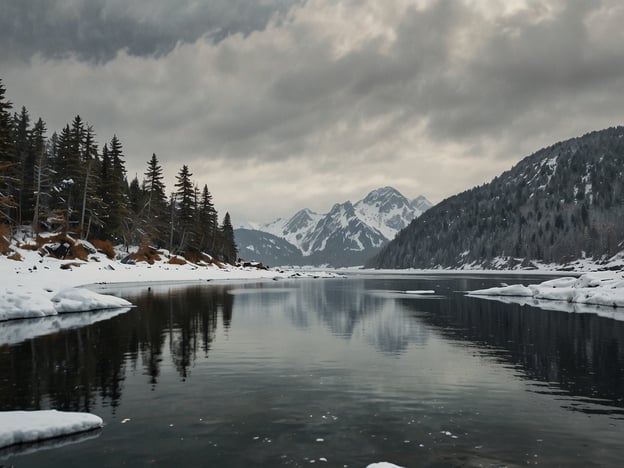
[0,427,101,460]
[0,308,131,346]
[404,292,624,414]
[1,277,624,421]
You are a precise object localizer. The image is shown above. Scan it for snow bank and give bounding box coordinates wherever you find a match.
[468,272,624,309]
[0,286,132,322]
[0,240,341,322]
[0,410,103,450]
[52,288,131,313]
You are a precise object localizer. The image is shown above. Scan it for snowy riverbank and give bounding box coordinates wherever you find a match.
[0,241,340,322]
[468,272,624,309]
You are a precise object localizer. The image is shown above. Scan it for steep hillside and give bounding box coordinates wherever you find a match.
[369,127,624,269]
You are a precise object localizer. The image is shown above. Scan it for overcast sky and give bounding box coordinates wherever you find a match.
[3,0,624,224]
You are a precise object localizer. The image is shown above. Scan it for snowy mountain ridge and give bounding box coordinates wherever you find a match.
[236,187,432,266]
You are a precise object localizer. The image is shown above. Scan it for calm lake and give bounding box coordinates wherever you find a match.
[1,274,624,467]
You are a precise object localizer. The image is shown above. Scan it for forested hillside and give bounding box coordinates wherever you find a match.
[0,79,237,263]
[369,127,624,269]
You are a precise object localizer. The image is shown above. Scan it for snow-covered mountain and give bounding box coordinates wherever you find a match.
[235,187,432,267]
[354,187,431,240]
[263,208,324,253]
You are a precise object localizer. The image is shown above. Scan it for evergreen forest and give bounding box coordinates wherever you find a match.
[0,78,237,263]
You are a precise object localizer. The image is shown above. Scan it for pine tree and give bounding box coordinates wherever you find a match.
[12,106,31,223]
[105,135,130,243]
[219,212,237,264]
[0,79,15,224]
[197,184,218,254]
[49,124,75,233]
[31,118,48,232]
[79,124,102,238]
[174,164,195,252]
[143,153,168,246]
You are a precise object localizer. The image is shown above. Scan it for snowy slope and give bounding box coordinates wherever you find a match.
[354,187,431,240]
[263,208,323,252]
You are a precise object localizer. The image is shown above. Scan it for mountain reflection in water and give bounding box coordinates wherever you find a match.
[1,276,624,467]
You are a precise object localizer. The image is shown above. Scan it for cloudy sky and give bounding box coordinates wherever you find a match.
[3,0,624,224]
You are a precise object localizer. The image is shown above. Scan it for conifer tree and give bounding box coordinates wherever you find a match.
[12,106,32,223]
[49,124,74,233]
[0,79,13,165]
[79,124,102,238]
[31,118,48,232]
[219,212,237,264]
[105,135,130,243]
[92,142,111,239]
[143,153,168,246]
[174,164,195,252]
[197,184,218,253]
[0,81,16,224]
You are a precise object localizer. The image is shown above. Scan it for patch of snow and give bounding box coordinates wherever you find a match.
[468,272,624,309]
[0,410,103,450]
[0,285,132,322]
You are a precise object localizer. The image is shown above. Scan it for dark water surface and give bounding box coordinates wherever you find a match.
[1,274,624,467]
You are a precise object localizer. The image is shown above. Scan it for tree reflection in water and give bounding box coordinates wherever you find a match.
[0,285,232,413]
[402,293,624,415]
[1,278,623,419]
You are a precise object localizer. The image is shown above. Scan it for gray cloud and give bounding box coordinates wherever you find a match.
[0,0,301,63]
[3,0,624,223]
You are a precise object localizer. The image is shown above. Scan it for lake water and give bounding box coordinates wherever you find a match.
[1,274,624,467]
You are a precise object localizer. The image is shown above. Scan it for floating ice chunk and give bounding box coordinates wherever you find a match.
[367,463,404,468]
[468,284,533,297]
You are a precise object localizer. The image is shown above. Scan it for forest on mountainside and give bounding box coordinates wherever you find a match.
[369,127,624,269]
[0,78,237,263]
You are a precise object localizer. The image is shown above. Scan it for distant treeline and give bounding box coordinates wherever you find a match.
[0,78,237,263]
[370,126,624,269]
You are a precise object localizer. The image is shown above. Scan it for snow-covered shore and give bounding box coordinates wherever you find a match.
[0,242,339,322]
[468,272,624,309]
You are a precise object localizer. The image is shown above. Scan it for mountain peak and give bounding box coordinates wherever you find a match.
[361,186,407,205]
[410,195,433,214]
